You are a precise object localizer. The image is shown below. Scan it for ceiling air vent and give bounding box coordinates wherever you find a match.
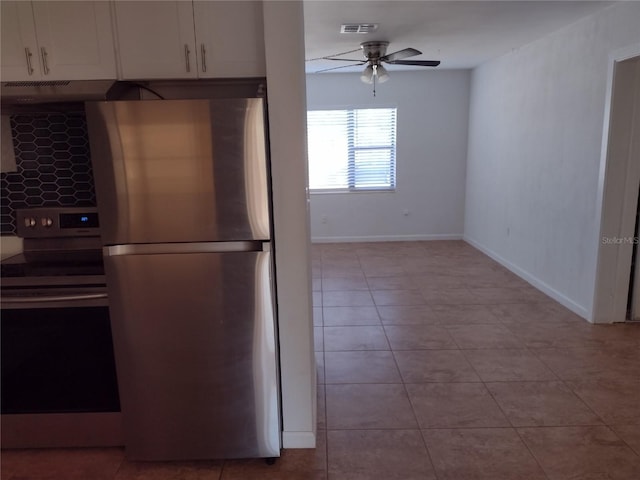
[340,23,378,34]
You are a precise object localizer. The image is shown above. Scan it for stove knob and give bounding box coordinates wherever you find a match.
[41,217,53,227]
[24,217,36,228]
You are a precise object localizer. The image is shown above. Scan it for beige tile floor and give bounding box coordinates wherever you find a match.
[3,241,640,479]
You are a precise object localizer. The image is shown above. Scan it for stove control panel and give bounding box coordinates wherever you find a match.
[16,208,100,238]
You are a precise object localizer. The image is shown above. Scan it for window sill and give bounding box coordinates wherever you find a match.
[309,189,396,195]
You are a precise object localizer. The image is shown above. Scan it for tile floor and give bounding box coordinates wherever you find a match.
[2,241,640,479]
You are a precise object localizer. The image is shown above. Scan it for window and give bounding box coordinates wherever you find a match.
[307,107,397,191]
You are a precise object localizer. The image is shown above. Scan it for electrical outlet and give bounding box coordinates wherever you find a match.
[403,209,410,216]
[321,215,328,224]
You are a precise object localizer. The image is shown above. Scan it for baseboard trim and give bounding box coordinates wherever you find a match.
[463,236,590,321]
[282,431,317,449]
[311,234,463,243]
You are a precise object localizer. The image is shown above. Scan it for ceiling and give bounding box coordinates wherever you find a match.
[303,1,614,73]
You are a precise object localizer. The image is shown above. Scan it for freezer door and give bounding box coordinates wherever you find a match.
[86,98,270,244]
[104,248,279,460]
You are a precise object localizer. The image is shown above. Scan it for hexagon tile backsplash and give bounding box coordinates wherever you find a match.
[0,112,97,235]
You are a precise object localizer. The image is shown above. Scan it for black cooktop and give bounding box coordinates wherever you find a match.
[0,251,104,278]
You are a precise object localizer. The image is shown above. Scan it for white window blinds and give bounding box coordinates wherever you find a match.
[307,107,397,191]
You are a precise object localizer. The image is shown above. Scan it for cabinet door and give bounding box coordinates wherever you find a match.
[31,1,116,80]
[193,1,266,78]
[0,2,41,81]
[114,1,197,79]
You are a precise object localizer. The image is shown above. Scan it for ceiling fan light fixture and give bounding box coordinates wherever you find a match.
[360,65,374,84]
[376,64,390,83]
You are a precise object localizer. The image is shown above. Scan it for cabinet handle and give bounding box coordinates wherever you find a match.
[40,47,50,75]
[184,44,191,73]
[200,43,207,73]
[24,47,34,75]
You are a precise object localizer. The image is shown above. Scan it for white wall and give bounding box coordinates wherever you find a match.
[263,1,316,448]
[464,2,640,320]
[306,70,470,242]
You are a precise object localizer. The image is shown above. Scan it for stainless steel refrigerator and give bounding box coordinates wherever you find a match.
[85,97,280,461]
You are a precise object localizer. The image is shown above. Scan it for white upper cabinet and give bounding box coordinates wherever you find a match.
[1,1,117,81]
[193,1,266,78]
[31,2,117,80]
[1,2,40,80]
[114,1,197,79]
[115,1,266,80]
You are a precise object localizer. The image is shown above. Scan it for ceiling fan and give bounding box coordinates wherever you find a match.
[310,41,440,85]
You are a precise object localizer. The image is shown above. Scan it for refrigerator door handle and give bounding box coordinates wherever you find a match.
[104,241,266,257]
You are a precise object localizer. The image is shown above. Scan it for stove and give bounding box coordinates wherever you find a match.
[1,207,121,449]
[2,206,105,279]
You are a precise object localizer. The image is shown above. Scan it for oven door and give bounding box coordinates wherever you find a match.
[1,286,123,448]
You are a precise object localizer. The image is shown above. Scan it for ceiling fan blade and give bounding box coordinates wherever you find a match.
[385,60,441,67]
[324,58,366,62]
[313,62,366,73]
[306,48,362,62]
[380,48,421,62]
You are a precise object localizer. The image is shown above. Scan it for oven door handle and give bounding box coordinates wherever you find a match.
[2,293,108,304]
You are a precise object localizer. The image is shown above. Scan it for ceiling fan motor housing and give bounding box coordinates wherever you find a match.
[361,41,389,62]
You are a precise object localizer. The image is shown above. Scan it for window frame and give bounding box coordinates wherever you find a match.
[306,106,397,193]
